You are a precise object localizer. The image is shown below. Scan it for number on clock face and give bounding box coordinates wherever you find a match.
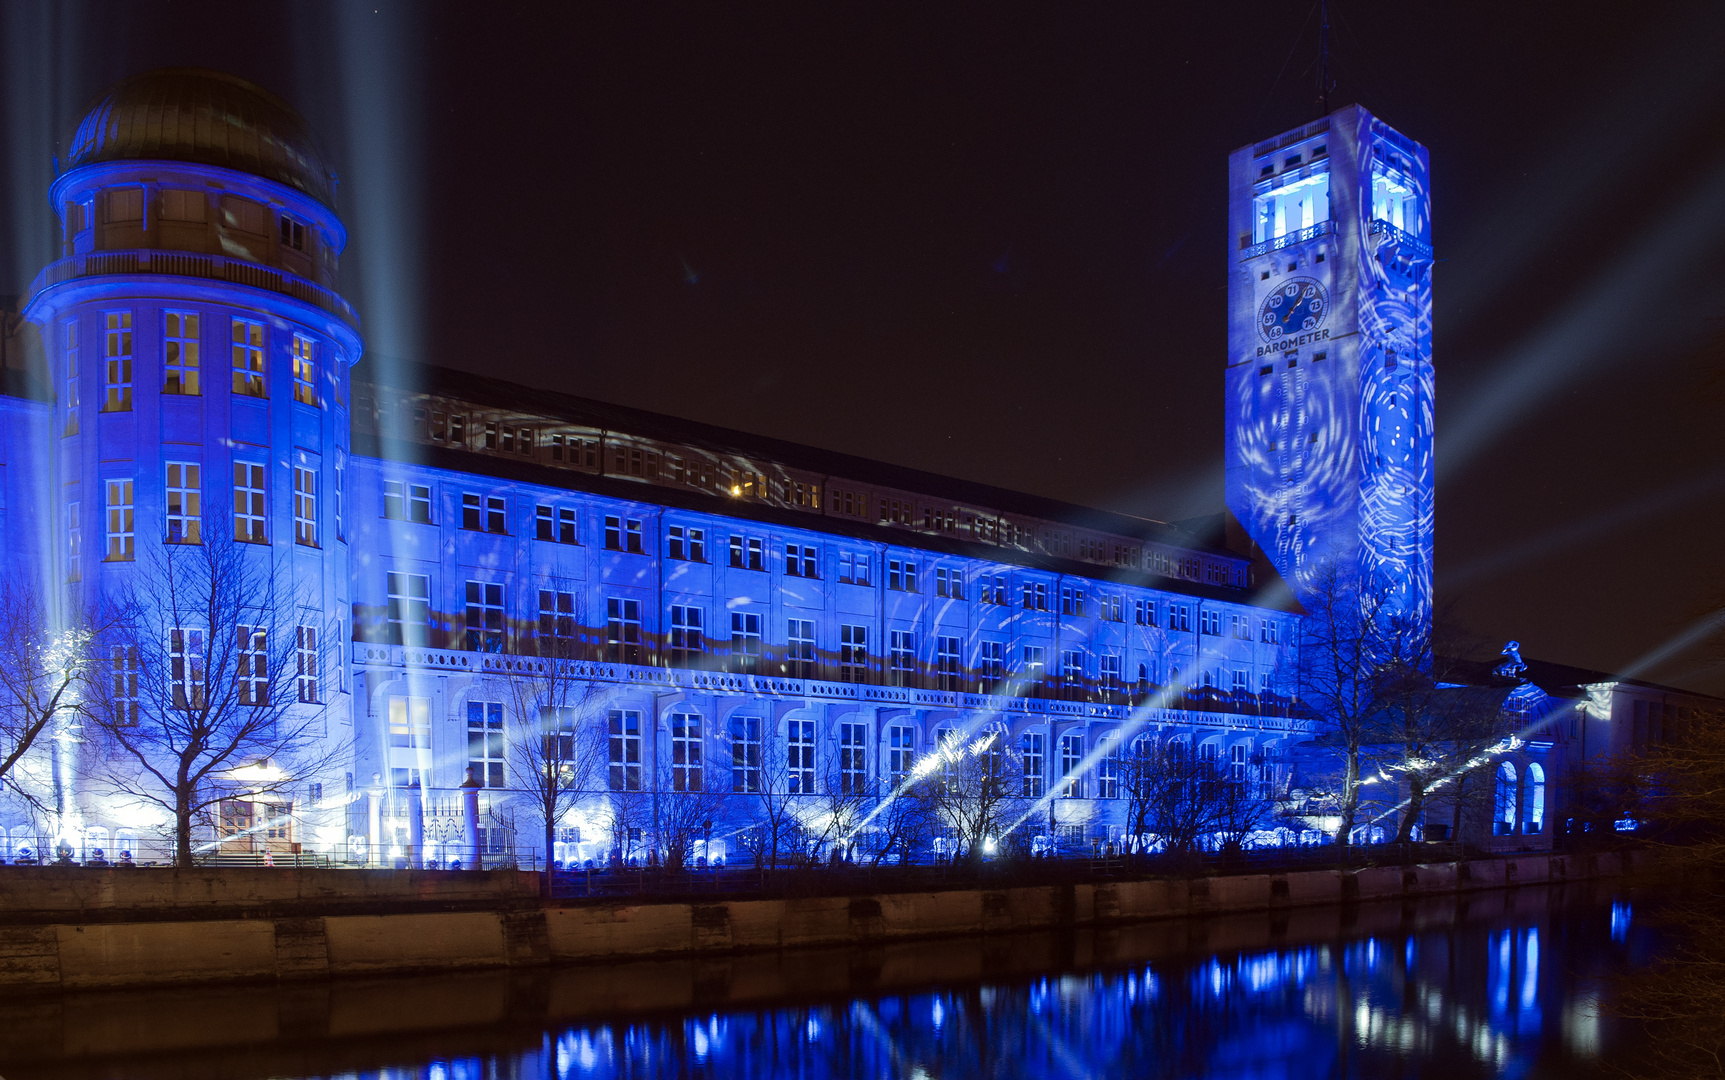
[1260,278,1326,339]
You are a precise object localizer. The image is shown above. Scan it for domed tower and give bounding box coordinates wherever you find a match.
[20,69,361,860]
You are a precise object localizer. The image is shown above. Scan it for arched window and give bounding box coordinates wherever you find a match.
[1523,763,1546,833]
[1495,762,1519,836]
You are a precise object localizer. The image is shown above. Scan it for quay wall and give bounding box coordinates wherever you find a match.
[0,850,1656,991]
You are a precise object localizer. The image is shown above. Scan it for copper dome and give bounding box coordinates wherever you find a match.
[66,68,337,208]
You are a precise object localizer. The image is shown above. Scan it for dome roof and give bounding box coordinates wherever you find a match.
[65,68,337,208]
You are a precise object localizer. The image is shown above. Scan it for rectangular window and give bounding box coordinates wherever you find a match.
[731,716,761,793]
[388,696,430,748]
[293,466,317,546]
[110,645,139,726]
[463,494,481,530]
[1100,653,1123,691]
[935,635,962,691]
[1023,645,1046,684]
[667,525,687,560]
[1101,595,1123,622]
[605,596,642,664]
[887,725,915,788]
[606,515,645,552]
[231,318,265,397]
[982,573,1008,605]
[730,611,762,674]
[467,701,506,788]
[839,624,868,683]
[1060,734,1083,798]
[558,507,578,544]
[1232,669,1249,692]
[728,534,765,570]
[1200,609,1221,635]
[887,559,918,592]
[1022,582,1048,610]
[536,505,555,541]
[104,312,133,411]
[64,320,80,435]
[1230,614,1250,640]
[163,311,200,394]
[233,462,266,543]
[888,630,916,687]
[1062,649,1085,690]
[541,706,577,764]
[840,722,868,794]
[785,543,818,578]
[166,462,201,543]
[105,479,134,560]
[334,456,345,540]
[1096,737,1120,800]
[466,581,504,653]
[170,627,205,709]
[1135,599,1157,626]
[486,496,507,534]
[537,589,577,657]
[669,604,704,668]
[1060,586,1086,617]
[295,625,318,703]
[384,481,433,524]
[608,709,642,791]
[979,640,1004,684]
[291,335,317,406]
[1260,619,1280,644]
[787,719,815,794]
[1169,604,1191,632]
[236,626,268,706]
[386,572,430,646]
[280,214,306,251]
[785,618,815,679]
[1021,733,1045,797]
[671,712,703,792]
[838,552,871,585]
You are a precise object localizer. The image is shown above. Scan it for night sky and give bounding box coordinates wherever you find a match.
[4,2,1723,692]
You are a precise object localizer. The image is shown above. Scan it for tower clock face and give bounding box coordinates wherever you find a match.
[1258,277,1329,342]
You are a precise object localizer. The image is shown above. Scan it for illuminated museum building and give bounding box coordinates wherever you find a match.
[0,70,1693,865]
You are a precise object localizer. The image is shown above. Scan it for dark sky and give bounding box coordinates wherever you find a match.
[5,2,1724,692]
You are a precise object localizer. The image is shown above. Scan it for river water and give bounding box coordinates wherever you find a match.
[0,880,1660,1079]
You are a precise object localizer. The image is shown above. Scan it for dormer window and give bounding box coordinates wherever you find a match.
[280,215,306,252]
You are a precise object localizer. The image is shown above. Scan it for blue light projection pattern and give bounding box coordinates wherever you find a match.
[293,893,1644,1080]
[1226,106,1434,625]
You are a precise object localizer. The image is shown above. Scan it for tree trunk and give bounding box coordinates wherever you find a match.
[1336,747,1361,848]
[1394,782,1425,843]
[543,809,554,897]
[176,786,194,868]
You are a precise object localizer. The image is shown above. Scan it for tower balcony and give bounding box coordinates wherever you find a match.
[26,247,358,329]
[1239,220,1333,260]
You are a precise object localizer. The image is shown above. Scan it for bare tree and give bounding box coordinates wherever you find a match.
[725,729,804,875]
[0,581,100,808]
[798,766,872,867]
[1283,561,1426,845]
[82,538,333,867]
[928,727,1024,863]
[859,777,938,867]
[504,655,608,889]
[654,761,727,871]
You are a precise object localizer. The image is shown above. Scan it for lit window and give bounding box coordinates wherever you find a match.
[231,318,265,397]
[233,462,267,543]
[169,627,205,709]
[1021,733,1045,797]
[291,335,317,406]
[1096,737,1119,800]
[887,726,915,788]
[537,589,577,657]
[384,481,432,523]
[730,612,762,674]
[103,312,132,411]
[110,646,139,726]
[935,635,962,691]
[163,311,200,395]
[63,321,79,436]
[104,479,133,560]
[888,630,916,687]
[1059,734,1083,798]
[979,640,1004,685]
[293,466,317,546]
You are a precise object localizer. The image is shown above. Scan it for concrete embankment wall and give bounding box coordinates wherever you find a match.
[0,851,1654,991]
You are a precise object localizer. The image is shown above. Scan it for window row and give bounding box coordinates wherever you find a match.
[96,460,338,557]
[66,314,326,419]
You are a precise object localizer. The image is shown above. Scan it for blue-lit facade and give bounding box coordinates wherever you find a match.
[1225,105,1435,624]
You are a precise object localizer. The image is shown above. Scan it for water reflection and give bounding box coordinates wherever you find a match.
[0,886,1652,1080]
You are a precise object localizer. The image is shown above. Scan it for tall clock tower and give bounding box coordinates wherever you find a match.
[1224,104,1434,625]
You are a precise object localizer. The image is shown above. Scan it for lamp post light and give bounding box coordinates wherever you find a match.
[702,817,713,871]
[461,766,484,872]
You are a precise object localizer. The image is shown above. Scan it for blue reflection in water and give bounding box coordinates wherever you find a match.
[319,895,1643,1080]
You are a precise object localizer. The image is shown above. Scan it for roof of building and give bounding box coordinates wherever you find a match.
[1440,654,1721,703]
[357,360,1303,611]
[65,69,337,208]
